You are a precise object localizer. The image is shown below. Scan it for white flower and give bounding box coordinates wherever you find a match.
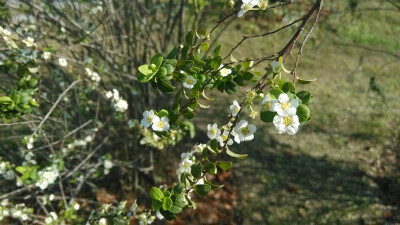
[22,37,35,47]
[233,120,256,143]
[152,116,170,131]
[192,143,207,153]
[141,110,155,128]
[99,218,107,225]
[73,202,80,210]
[105,91,113,99]
[270,93,299,116]
[43,52,51,60]
[85,68,92,75]
[238,0,260,17]
[90,72,101,83]
[112,89,120,101]
[128,119,136,128]
[217,130,234,147]
[260,94,276,112]
[26,136,34,150]
[183,75,197,89]
[35,166,59,190]
[115,99,128,112]
[58,58,68,67]
[207,123,221,140]
[176,155,194,179]
[273,110,300,135]
[229,100,241,116]
[219,64,232,77]
[104,159,113,169]
[49,194,55,201]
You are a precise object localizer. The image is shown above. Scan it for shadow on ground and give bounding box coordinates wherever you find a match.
[231,127,396,225]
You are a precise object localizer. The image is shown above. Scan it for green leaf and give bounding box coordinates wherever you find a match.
[185,30,196,46]
[150,187,164,201]
[191,162,202,179]
[193,54,206,66]
[0,96,13,104]
[297,77,317,85]
[296,91,311,104]
[181,46,190,58]
[243,72,254,80]
[282,82,295,93]
[209,139,219,152]
[158,109,169,118]
[172,183,185,194]
[226,147,248,159]
[211,56,222,71]
[167,47,179,59]
[233,75,245,86]
[157,79,175,93]
[201,43,209,51]
[156,67,168,78]
[260,111,276,123]
[28,67,40,73]
[269,88,284,99]
[204,162,216,175]
[164,64,174,75]
[162,197,173,210]
[194,184,211,196]
[296,104,310,123]
[216,161,232,170]
[182,108,195,119]
[213,45,222,57]
[217,82,225,93]
[204,179,224,190]
[138,66,156,82]
[160,209,177,221]
[172,72,187,83]
[151,54,164,68]
[178,60,193,71]
[225,82,237,95]
[171,194,186,208]
[151,199,163,212]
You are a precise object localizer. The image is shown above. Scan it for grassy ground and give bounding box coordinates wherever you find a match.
[189,1,400,224]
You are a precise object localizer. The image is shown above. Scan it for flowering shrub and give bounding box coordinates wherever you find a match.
[0,0,323,224]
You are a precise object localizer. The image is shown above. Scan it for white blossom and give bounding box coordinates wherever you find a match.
[152,116,170,132]
[207,123,221,140]
[35,166,59,190]
[183,75,197,89]
[58,58,68,67]
[217,130,234,147]
[273,109,300,135]
[233,120,256,143]
[114,99,128,112]
[260,94,276,112]
[43,52,51,60]
[104,159,113,170]
[219,64,232,77]
[22,37,35,47]
[270,93,299,116]
[238,0,260,17]
[229,100,241,116]
[141,110,155,128]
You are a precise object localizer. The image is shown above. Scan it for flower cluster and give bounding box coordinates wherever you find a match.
[238,0,269,17]
[0,160,14,180]
[105,89,129,112]
[0,26,17,48]
[85,68,101,84]
[207,120,256,145]
[44,212,58,224]
[141,110,170,132]
[0,200,33,222]
[35,166,60,190]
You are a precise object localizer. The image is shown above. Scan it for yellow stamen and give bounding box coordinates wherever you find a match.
[157,121,164,128]
[281,102,290,110]
[283,117,292,126]
[187,79,193,85]
[241,127,249,135]
[147,116,152,123]
[263,102,272,111]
